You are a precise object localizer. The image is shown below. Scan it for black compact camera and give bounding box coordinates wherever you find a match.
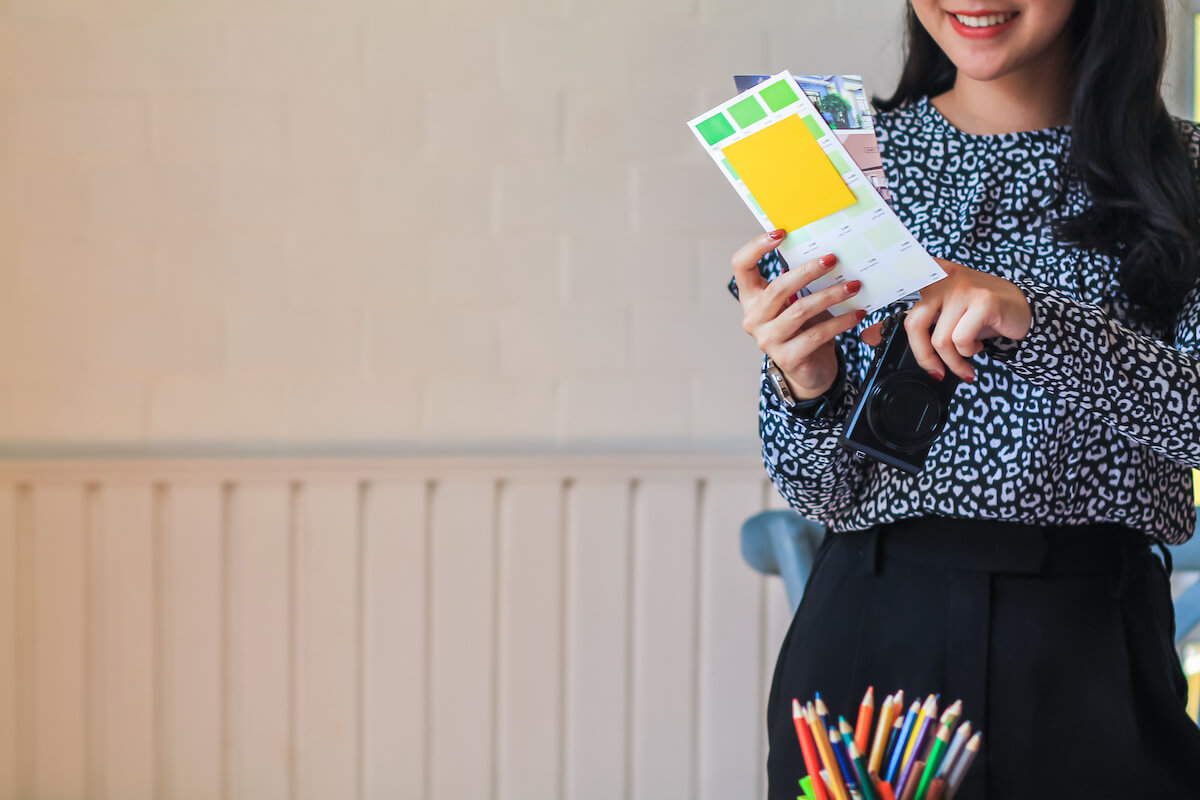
[839,312,960,474]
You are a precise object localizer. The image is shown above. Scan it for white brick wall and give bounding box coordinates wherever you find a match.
[0,1,1191,449]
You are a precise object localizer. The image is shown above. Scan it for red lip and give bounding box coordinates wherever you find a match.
[947,10,1019,38]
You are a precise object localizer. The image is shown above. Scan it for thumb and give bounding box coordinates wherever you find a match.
[860,320,883,347]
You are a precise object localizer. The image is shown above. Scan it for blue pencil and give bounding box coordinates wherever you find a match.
[885,700,920,783]
[880,710,904,774]
[895,697,937,798]
[828,729,858,791]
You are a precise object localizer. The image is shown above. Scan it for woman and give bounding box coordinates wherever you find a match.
[732,1,1200,797]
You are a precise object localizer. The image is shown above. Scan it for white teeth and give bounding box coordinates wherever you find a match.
[953,12,1016,27]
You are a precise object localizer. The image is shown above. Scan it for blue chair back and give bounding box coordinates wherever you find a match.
[1168,508,1200,643]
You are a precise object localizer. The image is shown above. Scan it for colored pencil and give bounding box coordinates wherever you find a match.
[868,695,897,774]
[912,723,951,800]
[945,733,981,798]
[855,686,875,754]
[815,696,836,738]
[895,697,937,798]
[845,738,880,800]
[875,781,896,800]
[838,716,858,767]
[807,704,851,800]
[898,761,924,800]
[900,696,937,771]
[935,722,972,780]
[923,777,947,800]
[881,708,907,780]
[830,729,858,792]
[884,701,920,783]
[793,699,830,800]
[939,700,962,734]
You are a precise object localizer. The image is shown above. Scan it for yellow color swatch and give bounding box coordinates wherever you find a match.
[721,114,855,232]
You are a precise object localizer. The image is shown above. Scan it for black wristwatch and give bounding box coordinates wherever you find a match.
[765,353,847,419]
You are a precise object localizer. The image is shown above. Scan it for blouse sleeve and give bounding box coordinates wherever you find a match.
[990,279,1200,468]
[748,250,879,521]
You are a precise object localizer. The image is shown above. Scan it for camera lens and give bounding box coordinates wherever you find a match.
[866,374,944,451]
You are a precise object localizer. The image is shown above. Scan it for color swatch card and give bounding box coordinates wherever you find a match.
[688,71,945,314]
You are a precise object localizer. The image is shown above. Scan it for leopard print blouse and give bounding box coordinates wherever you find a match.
[757,96,1200,544]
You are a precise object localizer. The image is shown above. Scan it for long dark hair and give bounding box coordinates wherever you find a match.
[875,1,1200,324]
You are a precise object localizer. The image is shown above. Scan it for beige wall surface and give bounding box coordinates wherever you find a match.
[0,0,910,452]
[0,0,1192,452]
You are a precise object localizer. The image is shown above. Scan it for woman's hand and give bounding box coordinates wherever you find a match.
[733,229,866,400]
[863,258,1032,383]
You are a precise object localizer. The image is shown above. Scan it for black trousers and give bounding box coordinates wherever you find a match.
[765,516,1200,800]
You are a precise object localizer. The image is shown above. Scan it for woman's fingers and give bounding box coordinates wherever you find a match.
[902,302,944,379]
[741,252,842,334]
[928,304,977,383]
[755,278,861,353]
[772,307,866,372]
[731,229,787,301]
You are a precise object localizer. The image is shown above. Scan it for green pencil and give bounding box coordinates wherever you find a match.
[913,723,950,799]
[845,738,880,800]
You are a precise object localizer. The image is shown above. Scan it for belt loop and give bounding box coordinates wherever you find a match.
[865,526,882,576]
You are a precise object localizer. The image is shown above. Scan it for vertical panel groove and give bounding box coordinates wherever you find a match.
[153,483,168,800]
[14,485,31,800]
[220,482,234,800]
[85,484,100,800]
[355,480,368,800]
[422,479,436,800]
[556,479,570,800]
[756,479,772,800]
[624,479,637,800]
[490,480,504,800]
[690,479,706,800]
[288,482,301,800]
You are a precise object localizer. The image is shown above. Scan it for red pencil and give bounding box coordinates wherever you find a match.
[854,686,875,754]
[793,699,831,800]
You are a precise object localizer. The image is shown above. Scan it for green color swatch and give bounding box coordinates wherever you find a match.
[721,159,739,180]
[833,235,868,265]
[784,228,811,245]
[759,80,799,112]
[829,151,851,175]
[864,220,905,250]
[808,213,843,236]
[696,112,736,145]
[845,184,878,218]
[729,95,767,128]
[801,115,825,139]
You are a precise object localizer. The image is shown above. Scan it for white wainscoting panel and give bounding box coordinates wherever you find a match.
[0,456,789,800]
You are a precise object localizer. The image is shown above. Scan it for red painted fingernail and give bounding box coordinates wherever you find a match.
[855,309,867,322]
[819,254,837,267]
[928,371,943,381]
[769,229,786,241]
[785,294,797,307]
[844,280,861,293]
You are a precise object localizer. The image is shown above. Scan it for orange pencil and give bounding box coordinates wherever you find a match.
[875,778,897,800]
[868,695,897,774]
[807,704,851,800]
[793,699,831,800]
[854,686,875,754]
